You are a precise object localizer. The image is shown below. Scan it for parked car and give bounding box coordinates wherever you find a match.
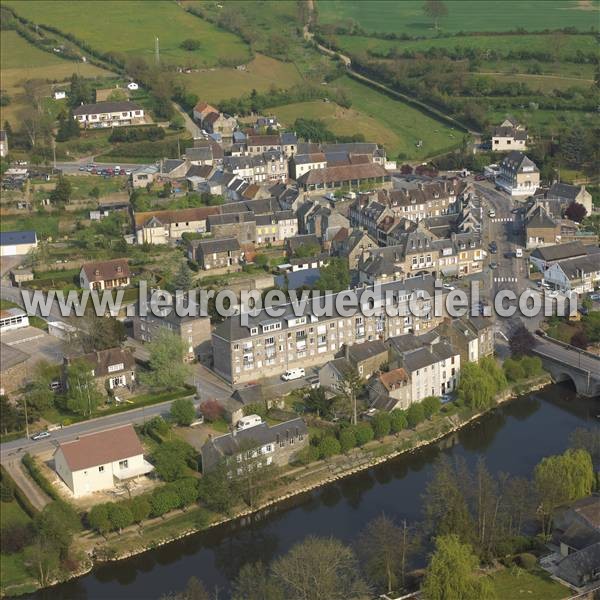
[443,283,456,291]
[590,293,600,301]
[31,431,50,440]
[474,174,486,181]
[489,262,498,269]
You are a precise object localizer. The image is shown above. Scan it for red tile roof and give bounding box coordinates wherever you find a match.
[379,368,409,391]
[56,424,144,472]
[81,258,129,283]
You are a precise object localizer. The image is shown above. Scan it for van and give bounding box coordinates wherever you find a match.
[515,248,523,258]
[236,414,262,431]
[281,367,305,381]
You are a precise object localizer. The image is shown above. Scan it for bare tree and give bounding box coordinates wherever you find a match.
[423,0,448,31]
[333,366,364,425]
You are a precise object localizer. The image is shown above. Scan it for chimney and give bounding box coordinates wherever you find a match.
[344,344,350,360]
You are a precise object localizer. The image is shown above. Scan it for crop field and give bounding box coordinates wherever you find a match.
[5,0,251,68]
[318,0,599,35]
[333,33,597,60]
[274,76,460,159]
[179,54,303,103]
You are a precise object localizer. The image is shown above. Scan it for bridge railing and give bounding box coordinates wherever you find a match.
[535,333,600,361]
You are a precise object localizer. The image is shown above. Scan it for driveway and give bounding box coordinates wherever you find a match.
[3,457,51,511]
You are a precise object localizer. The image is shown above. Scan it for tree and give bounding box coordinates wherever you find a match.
[503,358,525,382]
[129,496,151,524]
[55,110,80,142]
[108,502,133,533]
[509,324,537,357]
[339,427,357,453]
[152,439,196,482]
[142,329,192,390]
[232,562,284,600]
[371,412,391,439]
[570,427,600,483]
[199,399,224,422]
[65,358,103,416]
[358,515,415,594]
[68,73,93,107]
[355,422,375,446]
[198,461,238,515]
[171,477,199,508]
[571,330,589,350]
[150,487,180,517]
[88,504,111,535]
[334,367,364,425]
[319,436,341,459]
[456,363,497,411]
[49,176,72,205]
[272,536,370,599]
[390,409,408,433]
[180,39,202,51]
[316,258,350,293]
[534,448,594,536]
[305,387,334,419]
[234,440,280,509]
[406,402,425,428]
[173,261,194,291]
[421,396,441,419]
[422,535,494,600]
[564,202,587,223]
[170,398,196,426]
[80,313,126,352]
[423,0,448,31]
[0,395,22,435]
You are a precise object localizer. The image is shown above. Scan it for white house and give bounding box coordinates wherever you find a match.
[543,253,600,295]
[496,151,540,198]
[73,100,144,128]
[0,230,38,257]
[0,308,29,333]
[53,424,153,498]
[79,258,130,291]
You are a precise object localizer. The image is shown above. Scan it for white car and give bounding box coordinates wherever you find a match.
[31,431,50,440]
[443,283,455,291]
[281,368,305,381]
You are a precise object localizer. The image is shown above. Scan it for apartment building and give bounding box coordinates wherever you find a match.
[438,316,495,365]
[496,151,540,197]
[73,101,144,128]
[211,275,447,384]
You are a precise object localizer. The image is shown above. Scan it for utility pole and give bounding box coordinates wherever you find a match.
[155,36,160,66]
[23,395,29,439]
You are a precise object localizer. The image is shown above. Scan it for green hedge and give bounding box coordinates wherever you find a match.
[0,464,38,518]
[21,454,60,502]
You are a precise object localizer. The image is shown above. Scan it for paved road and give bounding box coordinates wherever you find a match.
[173,102,202,140]
[55,160,154,175]
[534,336,600,374]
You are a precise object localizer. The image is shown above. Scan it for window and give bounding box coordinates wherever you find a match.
[118,459,128,469]
[108,363,124,373]
[250,327,258,336]
[99,466,104,472]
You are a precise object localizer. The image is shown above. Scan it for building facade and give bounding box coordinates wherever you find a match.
[73,101,144,128]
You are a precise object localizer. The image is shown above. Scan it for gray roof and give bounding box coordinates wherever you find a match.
[231,385,264,405]
[73,100,141,115]
[347,340,388,364]
[208,212,256,226]
[531,242,591,262]
[555,542,600,587]
[321,142,379,155]
[547,182,582,202]
[286,234,320,253]
[0,230,37,246]
[280,132,298,145]
[185,146,213,161]
[555,254,600,280]
[501,151,539,174]
[527,206,556,229]
[0,342,29,371]
[224,155,265,170]
[162,159,185,174]
[205,418,307,457]
[196,237,241,255]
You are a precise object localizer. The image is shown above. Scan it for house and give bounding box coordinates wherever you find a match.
[438,316,495,365]
[255,211,298,245]
[132,296,212,362]
[297,162,391,192]
[344,340,389,378]
[285,233,321,257]
[159,158,189,180]
[387,331,460,401]
[525,204,560,249]
[0,308,29,333]
[131,165,158,189]
[203,111,237,142]
[208,212,257,244]
[0,230,37,257]
[190,237,243,270]
[290,152,327,180]
[550,495,600,589]
[53,424,153,498]
[192,101,218,124]
[496,152,539,198]
[368,367,411,411]
[200,418,308,474]
[134,207,221,244]
[491,118,528,151]
[543,251,600,295]
[53,90,66,100]
[9,267,34,286]
[211,276,447,384]
[545,183,593,218]
[72,101,144,128]
[89,195,130,221]
[0,130,7,158]
[530,242,597,272]
[63,347,136,395]
[334,229,378,270]
[79,258,130,291]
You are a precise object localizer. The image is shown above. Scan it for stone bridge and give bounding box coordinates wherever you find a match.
[532,336,600,398]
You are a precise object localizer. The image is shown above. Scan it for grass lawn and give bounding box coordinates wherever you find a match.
[318,1,599,35]
[0,551,36,597]
[490,567,569,600]
[328,75,459,159]
[5,0,251,68]
[0,30,110,126]
[63,175,128,200]
[0,213,61,240]
[0,500,32,529]
[468,72,594,93]
[488,107,598,135]
[179,54,303,104]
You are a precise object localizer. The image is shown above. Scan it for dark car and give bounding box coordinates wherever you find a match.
[489,262,499,269]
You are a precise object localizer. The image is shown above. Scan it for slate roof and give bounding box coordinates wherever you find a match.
[347,340,388,364]
[134,207,220,228]
[56,424,144,472]
[196,237,241,255]
[247,134,280,147]
[208,212,256,227]
[501,151,539,173]
[67,347,135,376]
[555,542,600,588]
[185,146,213,161]
[298,163,387,186]
[73,101,142,115]
[492,125,527,140]
[206,418,308,457]
[0,230,37,246]
[555,254,600,280]
[527,206,556,229]
[531,242,592,262]
[280,132,298,145]
[547,182,583,202]
[286,234,320,254]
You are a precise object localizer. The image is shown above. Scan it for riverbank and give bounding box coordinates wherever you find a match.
[4,375,553,598]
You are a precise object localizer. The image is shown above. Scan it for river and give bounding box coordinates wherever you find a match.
[33,383,598,599]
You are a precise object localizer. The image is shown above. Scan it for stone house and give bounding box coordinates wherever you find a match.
[134,207,221,244]
[525,204,560,249]
[545,183,593,218]
[496,151,540,198]
[208,212,257,244]
[190,237,243,270]
[335,229,378,270]
[367,367,411,411]
[438,317,495,365]
[200,418,308,474]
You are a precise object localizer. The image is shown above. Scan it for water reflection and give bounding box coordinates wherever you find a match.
[27,385,595,600]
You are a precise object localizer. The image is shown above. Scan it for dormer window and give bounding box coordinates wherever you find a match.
[250,327,258,336]
[94,269,100,276]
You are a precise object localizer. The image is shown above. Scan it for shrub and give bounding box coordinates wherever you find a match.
[503,358,525,382]
[371,412,391,439]
[319,436,341,459]
[295,445,321,465]
[339,427,357,453]
[169,478,199,508]
[88,503,111,535]
[390,409,408,433]
[200,399,224,422]
[516,552,537,570]
[355,422,374,446]
[108,503,133,532]
[520,356,543,377]
[180,38,201,51]
[151,487,180,517]
[406,403,425,428]
[129,496,151,524]
[21,453,60,501]
[421,396,441,419]
[152,439,197,482]
[170,398,196,426]
[0,523,33,554]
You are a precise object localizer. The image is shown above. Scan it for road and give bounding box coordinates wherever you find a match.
[534,336,600,374]
[173,102,202,139]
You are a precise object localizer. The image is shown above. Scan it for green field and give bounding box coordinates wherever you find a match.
[488,107,598,134]
[334,32,597,60]
[179,53,303,103]
[472,72,594,92]
[318,0,599,35]
[5,0,251,67]
[490,568,569,600]
[328,76,459,158]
